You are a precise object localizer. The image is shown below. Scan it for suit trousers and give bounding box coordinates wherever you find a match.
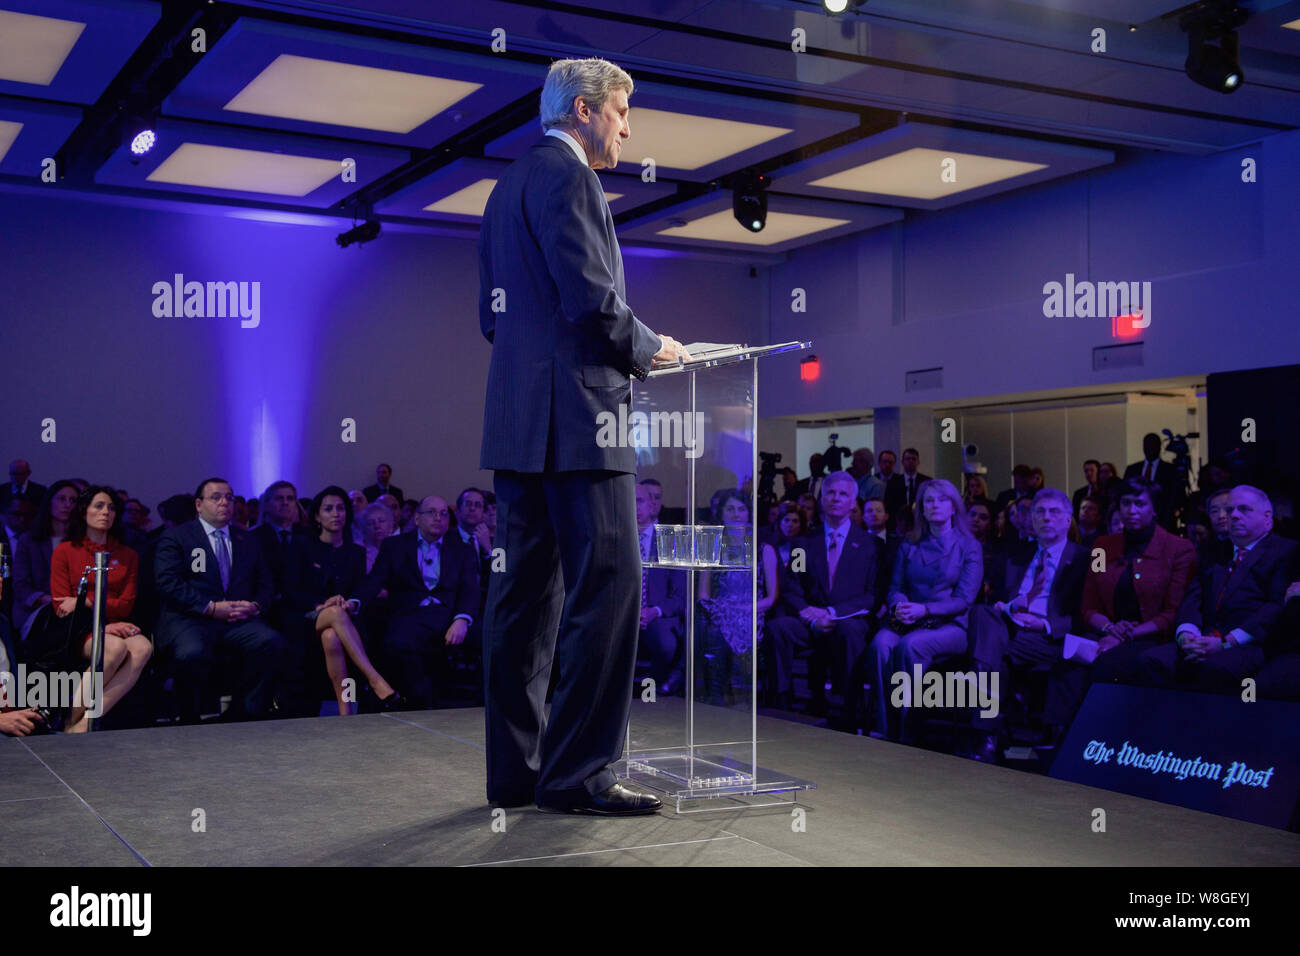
[763,614,836,700]
[869,622,967,736]
[1256,652,1300,701]
[969,606,1077,732]
[157,614,284,722]
[483,470,640,804]
[384,603,461,709]
[1138,641,1266,693]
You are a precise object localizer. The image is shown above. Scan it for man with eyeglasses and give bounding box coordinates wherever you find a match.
[153,478,286,724]
[355,495,479,710]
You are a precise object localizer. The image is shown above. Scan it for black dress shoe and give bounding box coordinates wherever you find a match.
[536,783,662,816]
[377,690,402,712]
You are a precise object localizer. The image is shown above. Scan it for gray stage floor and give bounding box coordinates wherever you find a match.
[3,698,1297,867]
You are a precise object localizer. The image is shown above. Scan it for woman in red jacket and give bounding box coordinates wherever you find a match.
[49,485,150,732]
[1054,477,1196,720]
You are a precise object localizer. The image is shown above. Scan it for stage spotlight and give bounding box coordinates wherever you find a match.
[733,171,770,234]
[129,127,156,157]
[336,218,381,248]
[1181,4,1247,94]
[823,0,865,13]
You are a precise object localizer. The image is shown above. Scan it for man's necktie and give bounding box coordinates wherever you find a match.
[1216,548,1245,611]
[907,477,915,506]
[1022,548,1051,607]
[213,529,230,591]
[827,530,842,590]
[1144,461,1154,482]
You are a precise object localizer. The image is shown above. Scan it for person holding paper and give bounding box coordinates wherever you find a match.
[1055,478,1196,720]
[968,488,1089,761]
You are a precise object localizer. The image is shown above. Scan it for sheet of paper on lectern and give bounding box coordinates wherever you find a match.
[681,342,749,361]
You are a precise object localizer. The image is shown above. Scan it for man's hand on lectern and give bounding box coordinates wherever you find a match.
[652,334,692,366]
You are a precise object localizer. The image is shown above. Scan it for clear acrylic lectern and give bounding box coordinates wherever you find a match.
[616,341,817,812]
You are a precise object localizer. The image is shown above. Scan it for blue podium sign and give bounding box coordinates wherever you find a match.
[1050,684,1300,830]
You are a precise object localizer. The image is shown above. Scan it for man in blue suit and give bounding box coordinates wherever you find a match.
[154,478,285,723]
[478,58,689,815]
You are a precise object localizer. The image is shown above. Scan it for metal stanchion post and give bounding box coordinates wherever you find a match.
[86,552,108,732]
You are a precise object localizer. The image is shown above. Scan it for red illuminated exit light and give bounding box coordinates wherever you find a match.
[800,354,820,381]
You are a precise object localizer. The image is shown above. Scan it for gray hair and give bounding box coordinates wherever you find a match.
[540,58,633,131]
[1032,487,1072,513]
[820,470,859,497]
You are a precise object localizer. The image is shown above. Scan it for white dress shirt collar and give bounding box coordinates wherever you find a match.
[545,128,588,166]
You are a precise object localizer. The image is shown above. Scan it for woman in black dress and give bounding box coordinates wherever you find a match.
[284,486,399,715]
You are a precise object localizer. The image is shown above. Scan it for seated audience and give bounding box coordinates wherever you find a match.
[13,480,78,638]
[153,478,285,723]
[353,495,479,710]
[993,464,1033,515]
[360,502,395,573]
[697,490,777,705]
[1072,459,1103,514]
[1098,461,1121,500]
[770,501,808,568]
[1061,478,1196,720]
[1076,494,1104,550]
[1136,485,1295,693]
[884,448,932,529]
[348,490,369,544]
[252,481,310,606]
[1255,550,1300,701]
[284,487,399,715]
[400,498,418,534]
[850,448,885,504]
[969,488,1089,761]
[47,486,149,732]
[636,481,685,694]
[967,498,998,603]
[963,473,990,508]
[766,471,883,717]
[868,479,983,740]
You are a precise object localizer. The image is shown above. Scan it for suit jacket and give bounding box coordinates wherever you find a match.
[354,530,479,621]
[989,539,1089,639]
[1081,525,1197,640]
[478,135,661,474]
[154,519,274,619]
[12,532,54,618]
[1072,484,1104,513]
[0,481,46,510]
[362,484,404,504]
[252,522,313,601]
[1176,532,1296,646]
[283,536,368,615]
[884,472,932,517]
[782,524,883,620]
[886,531,984,630]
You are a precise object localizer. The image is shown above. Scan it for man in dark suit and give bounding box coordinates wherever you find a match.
[884,448,932,527]
[363,463,403,505]
[153,478,286,723]
[1255,550,1300,700]
[1124,433,1181,527]
[635,481,685,694]
[969,488,1089,760]
[1137,485,1294,692]
[790,453,827,500]
[0,459,45,512]
[477,58,689,816]
[992,464,1034,517]
[862,497,901,582]
[765,472,883,720]
[1071,459,1103,514]
[252,481,311,603]
[354,495,478,710]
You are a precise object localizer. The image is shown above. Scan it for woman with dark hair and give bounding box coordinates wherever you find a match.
[47,485,148,732]
[697,490,779,705]
[1098,461,1121,499]
[867,478,983,740]
[283,486,399,715]
[966,498,997,604]
[13,480,79,637]
[1076,478,1196,695]
[771,500,808,567]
